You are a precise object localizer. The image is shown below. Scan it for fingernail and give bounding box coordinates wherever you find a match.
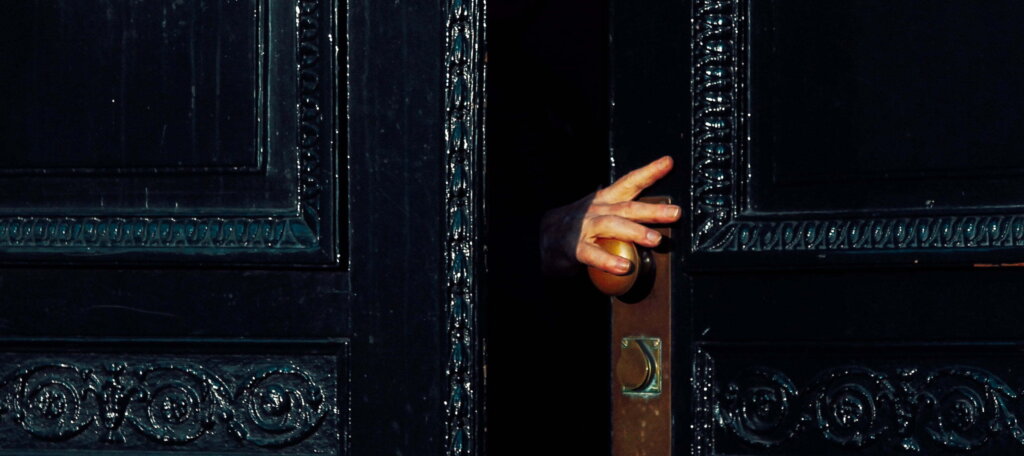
[665,205,681,218]
[615,258,631,272]
[646,231,661,243]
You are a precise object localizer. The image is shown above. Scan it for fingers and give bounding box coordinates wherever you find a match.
[569,156,678,276]
[597,155,674,203]
[577,242,632,275]
[591,201,682,224]
[587,215,662,247]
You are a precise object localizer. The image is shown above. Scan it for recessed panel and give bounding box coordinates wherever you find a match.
[749,0,1024,213]
[0,0,259,173]
[0,0,337,263]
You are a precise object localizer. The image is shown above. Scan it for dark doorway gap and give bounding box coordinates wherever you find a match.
[486,1,611,454]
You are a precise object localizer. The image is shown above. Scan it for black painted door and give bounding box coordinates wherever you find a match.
[0,1,483,455]
[612,1,1024,455]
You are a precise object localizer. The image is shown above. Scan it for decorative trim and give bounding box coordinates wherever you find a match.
[694,348,716,456]
[702,216,1024,252]
[296,0,326,247]
[692,0,743,251]
[0,360,334,450]
[712,364,1024,452]
[0,216,315,250]
[690,0,1024,254]
[0,0,328,256]
[443,0,483,454]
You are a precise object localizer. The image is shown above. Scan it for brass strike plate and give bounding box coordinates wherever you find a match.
[618,336,662,396]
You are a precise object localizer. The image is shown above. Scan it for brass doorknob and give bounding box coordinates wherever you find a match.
[588,239,639,296]
[587,238,655,299]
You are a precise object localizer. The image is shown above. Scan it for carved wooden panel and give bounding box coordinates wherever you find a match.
[0,0,338,264]
[690,0,1024,264]
[0,341,346,455]
[695,344,1024,456]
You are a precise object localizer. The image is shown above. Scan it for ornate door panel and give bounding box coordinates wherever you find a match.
[611,1,1024,454]
[0,1,484,455]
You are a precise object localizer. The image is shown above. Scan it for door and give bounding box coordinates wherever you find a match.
[0,1,483,455]
[610,1,1024,455]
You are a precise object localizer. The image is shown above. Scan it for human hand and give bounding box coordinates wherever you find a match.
[540,156,681,276]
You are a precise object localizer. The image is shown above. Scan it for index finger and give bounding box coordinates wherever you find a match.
[596,155,674,203]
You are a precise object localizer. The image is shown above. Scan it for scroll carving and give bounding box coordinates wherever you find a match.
[702,357,1024,452]
[0,361,334,450]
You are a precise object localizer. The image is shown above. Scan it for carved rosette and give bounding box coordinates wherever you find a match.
[230,367,326,447]
[127,365,226,444]
[0,362,331,449]
[443,0,483,454]
[712,364,1024,452]
[915,367,1021,451]
[808,368,900,447]
[719,368,800,447]
[9,364,95,441]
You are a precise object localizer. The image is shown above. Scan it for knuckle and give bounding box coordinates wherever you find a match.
[591,215,613,229]
[618,227,643,241]
[622,220,644,234]
[580,213,598,229]
[608,201,630,215]
[588,203,611,216]
[574,243,588,262]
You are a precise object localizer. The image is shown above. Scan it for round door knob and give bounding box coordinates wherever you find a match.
[587,238,639,296]
[587,238,656,300]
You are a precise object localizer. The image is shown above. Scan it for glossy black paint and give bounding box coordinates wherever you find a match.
[0,0,338,266]
[610,0,1024,455]
[750,1,1024,214]
[3,1,259,172]
[0,0,483,455]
